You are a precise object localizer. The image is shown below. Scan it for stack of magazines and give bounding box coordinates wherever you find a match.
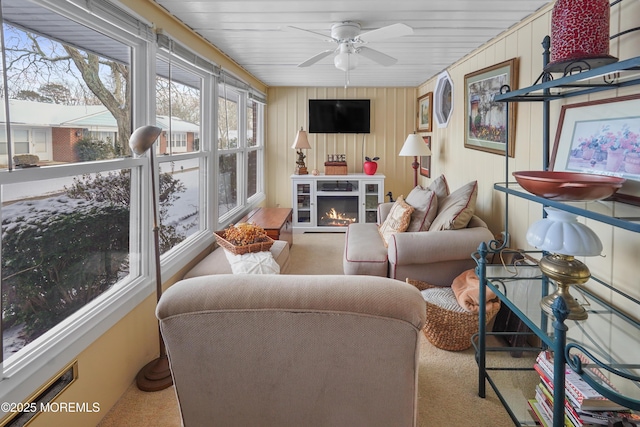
[529,350,639,426]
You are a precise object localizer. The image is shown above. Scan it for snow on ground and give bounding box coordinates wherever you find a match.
[1,159,200,358]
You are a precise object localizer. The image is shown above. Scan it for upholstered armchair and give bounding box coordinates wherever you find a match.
[156,274,426,427]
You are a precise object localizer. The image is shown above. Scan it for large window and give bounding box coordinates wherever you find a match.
[247,99,263,199]
[217,85,265,220]
[155,56,205,254]
[218,85,240,217]
[1,4,134,361]
[0,0,265,408]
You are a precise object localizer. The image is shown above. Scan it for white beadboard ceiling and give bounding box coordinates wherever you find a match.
[152,0,552,87]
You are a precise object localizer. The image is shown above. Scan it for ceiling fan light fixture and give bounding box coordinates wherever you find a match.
[334,51,358,71]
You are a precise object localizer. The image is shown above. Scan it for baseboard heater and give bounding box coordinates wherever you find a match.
[0,361,78,427]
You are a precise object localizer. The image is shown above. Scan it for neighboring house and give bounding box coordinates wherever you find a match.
[0,99,199,163]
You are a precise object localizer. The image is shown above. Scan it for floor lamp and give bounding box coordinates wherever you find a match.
[129,125,173,392]
[399,133,431,187]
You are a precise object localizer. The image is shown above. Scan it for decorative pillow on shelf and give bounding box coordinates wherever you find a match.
[405,186,438,232]
[427,174,450,202]
[429,180,478,231]
[378,195,414,247]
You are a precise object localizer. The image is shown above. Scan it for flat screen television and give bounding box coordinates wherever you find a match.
[308,99,370,134]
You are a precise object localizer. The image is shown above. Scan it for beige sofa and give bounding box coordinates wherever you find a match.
[343,177,494,287]
[157,274,426,427]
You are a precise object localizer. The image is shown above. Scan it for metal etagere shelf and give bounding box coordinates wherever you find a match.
[475,37,640,427]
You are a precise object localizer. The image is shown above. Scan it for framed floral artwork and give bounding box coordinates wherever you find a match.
[464,58,518,157]
[420,136,431,178]
[551,93,640,201]
[417,92,433,132]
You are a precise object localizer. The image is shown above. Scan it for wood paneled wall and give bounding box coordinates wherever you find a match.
[265,87,419,209]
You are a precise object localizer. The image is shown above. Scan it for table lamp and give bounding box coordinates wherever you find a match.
[292,127,312,175]
[526,207,602,320]
[399,132,431,187]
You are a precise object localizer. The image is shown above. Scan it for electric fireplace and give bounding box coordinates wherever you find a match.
[317,196,358,227]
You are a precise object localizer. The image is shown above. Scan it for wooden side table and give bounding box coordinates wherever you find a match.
[241,207,293,247]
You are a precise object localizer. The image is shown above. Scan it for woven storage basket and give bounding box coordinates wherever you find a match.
[214,231,274,255]
[406,278,500,351]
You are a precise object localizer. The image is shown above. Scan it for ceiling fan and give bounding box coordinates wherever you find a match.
[285,21,413,73]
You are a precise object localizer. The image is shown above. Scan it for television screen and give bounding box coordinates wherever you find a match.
[308,99,370,134]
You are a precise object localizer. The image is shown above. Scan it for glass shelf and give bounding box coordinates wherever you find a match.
[485,265,640,409]
[494,56,640,102]
[494,182,640,232]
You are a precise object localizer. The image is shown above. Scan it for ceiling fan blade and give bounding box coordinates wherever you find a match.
[356,46,397,66]
[283,26,334,43]
[297,49,336,67]
[357,23,413,43]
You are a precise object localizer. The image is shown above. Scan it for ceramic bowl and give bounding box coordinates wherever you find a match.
[512,171,625,201]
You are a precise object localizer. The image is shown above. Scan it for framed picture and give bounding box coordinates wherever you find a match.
[464,58,518,157]
[417,92,433,132]
[420,136,431,178]
[434,71,453,128]
[551,93,640,201]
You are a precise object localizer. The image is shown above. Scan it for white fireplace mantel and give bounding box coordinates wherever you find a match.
[291,173,385,233]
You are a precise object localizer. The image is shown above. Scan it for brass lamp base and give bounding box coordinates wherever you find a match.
[539,253,590,321]
[294,166,308,175]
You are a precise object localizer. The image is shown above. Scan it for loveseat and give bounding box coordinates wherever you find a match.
[343,175,494,286]
[157,274,426,427]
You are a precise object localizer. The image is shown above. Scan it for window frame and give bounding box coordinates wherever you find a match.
[154,49,213,261]
[216,84,265,225]
[0,0,266,409]
[0,0,153,406]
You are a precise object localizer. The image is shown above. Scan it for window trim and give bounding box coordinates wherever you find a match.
[0,0,266,409]
[0,0,153,405]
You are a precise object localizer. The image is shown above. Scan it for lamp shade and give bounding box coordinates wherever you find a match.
[292,127,311,150]
[526,207,602,257]
[129,125,162,156]
[399,133,431,157]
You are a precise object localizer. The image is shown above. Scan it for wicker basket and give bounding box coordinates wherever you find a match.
[214,231,274,255]
[406,278,500,351]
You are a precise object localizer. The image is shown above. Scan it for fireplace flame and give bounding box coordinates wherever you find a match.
[321,208,357,226]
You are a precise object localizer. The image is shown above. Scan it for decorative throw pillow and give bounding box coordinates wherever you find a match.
[405,186,438,232]
[378,195,414,247]
[429,180,478,231]
[427,174,450,201]
[224,250,280,274]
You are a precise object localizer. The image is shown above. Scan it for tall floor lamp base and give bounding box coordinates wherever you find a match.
[411,156,420,187]
[136,354,173,392]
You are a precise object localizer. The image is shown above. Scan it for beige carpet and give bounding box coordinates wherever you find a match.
[285,232,345,275]
[98,232,518,426]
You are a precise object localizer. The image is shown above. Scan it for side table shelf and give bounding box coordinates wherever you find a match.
[474,247,640,427]
[494,183,640,233]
